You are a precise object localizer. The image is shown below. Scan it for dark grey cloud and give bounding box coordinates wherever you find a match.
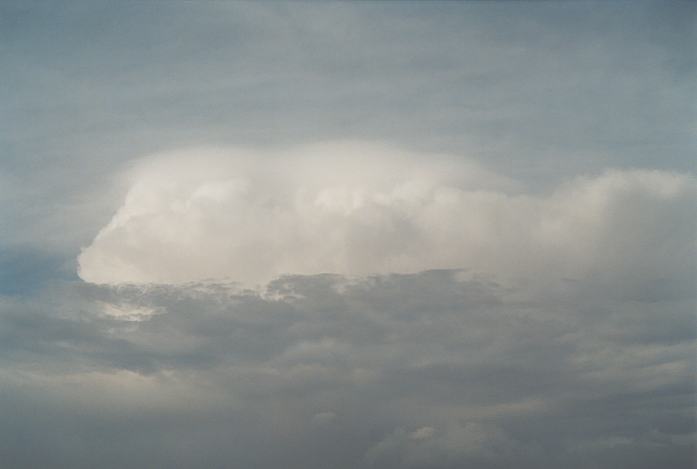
[0,268,693,468]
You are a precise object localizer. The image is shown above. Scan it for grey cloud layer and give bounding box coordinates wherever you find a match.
[0,269,694,468]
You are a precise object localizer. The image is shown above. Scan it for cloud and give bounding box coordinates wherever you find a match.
[365,422,515,468]
[311,411,337,427]
[62,144,696,467]
[0,268,693,468]
[78,143,697,290]
[4,2,696,467]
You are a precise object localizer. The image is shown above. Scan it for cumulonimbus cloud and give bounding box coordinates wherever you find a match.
[77,142,696,287]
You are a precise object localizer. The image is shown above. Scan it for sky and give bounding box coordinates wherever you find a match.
[1,1,696,468]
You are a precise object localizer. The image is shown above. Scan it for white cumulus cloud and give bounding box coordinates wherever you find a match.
[78,142,696,288]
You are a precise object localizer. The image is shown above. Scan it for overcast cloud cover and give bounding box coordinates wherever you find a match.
[1,1,696,468]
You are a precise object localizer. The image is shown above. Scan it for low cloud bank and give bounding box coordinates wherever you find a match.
[78,142,697,289]
[0,270,694,468]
